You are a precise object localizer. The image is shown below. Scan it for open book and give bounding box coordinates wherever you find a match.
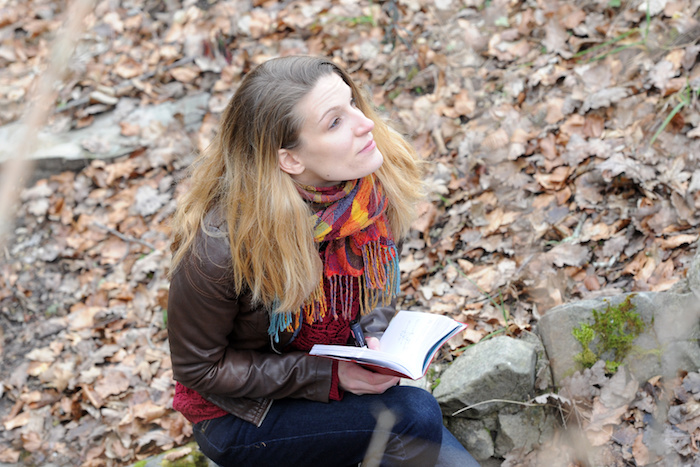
[309,310,467,380]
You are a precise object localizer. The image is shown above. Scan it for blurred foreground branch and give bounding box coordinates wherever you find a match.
[0,0,94,247]
[362,408,397,467]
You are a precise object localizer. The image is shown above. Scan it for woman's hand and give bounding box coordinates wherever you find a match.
[337,336,400,395]
[365,336,380,350]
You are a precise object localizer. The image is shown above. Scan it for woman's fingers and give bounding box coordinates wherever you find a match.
[338,360,400,395]
[366,336,380,350]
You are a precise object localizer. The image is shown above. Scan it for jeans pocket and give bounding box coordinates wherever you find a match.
[196,418,212,434]
[194,418,224,463]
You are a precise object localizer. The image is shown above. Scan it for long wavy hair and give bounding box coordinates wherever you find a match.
[170,56,423,313]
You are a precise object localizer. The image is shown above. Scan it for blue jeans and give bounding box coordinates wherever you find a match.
[193,386,479,466]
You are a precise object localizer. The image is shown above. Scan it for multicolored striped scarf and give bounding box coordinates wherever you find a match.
[268,174,400,340]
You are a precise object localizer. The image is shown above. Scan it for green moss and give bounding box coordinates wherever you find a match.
[162,450,210,467]
[132,462,147,467]
[604,360,622,373]
[572,294,645,373]
[572,323,597,368]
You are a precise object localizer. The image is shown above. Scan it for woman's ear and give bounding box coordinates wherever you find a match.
[278,149,305,175]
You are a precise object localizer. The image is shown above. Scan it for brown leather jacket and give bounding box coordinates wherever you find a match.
[167,209,395,427]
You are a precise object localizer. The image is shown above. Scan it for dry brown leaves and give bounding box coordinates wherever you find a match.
[512,363,700,465]
[396,0,700,346]
[1,139,191,464]
[1,0,700,464]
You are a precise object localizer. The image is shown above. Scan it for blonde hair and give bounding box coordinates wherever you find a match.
[170,56,423,312]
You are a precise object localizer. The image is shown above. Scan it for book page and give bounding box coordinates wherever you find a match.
[379,311,462,370]
[309,310,466,379]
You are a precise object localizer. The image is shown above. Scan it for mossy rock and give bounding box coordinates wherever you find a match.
[572,294,645,373]
[538,291,700,386]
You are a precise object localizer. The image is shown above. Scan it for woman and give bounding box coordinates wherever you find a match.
[167,56,478,466]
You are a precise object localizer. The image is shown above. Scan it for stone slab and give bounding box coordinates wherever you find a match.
[538,291,700,386]
[0,93,210,183]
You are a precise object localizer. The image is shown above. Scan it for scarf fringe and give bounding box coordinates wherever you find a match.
[268,241,399,340]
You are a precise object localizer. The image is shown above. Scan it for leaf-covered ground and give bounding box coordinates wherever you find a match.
[1,0,699,465]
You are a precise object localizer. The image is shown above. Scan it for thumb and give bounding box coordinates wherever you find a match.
[366,336,381,350]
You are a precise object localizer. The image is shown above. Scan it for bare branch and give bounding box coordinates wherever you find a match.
[0,0,95,248]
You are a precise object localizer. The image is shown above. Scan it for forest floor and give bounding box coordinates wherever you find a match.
[1,0,699,465]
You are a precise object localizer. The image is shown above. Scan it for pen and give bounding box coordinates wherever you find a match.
[350,319,367,348]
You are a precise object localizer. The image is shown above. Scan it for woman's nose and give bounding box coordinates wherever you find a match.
[354,110,374,135]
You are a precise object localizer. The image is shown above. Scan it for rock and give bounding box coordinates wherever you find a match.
[521,329,554,391]
[0,92,210,185]
[494,406,557,457]
[444,417,495,461]
[433,336,537,418]
[399,361,446,393]
[538,291,700,387]
[687,244,700,298]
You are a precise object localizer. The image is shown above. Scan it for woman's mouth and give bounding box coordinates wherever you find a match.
[360,139,376,154]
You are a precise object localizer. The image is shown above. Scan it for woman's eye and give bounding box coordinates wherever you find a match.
[330,117,341,129]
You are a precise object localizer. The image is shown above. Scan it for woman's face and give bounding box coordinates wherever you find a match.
[277,73,384,187]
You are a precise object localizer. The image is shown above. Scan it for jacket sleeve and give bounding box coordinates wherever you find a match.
[360,302,396,339]
[167,231,333,402]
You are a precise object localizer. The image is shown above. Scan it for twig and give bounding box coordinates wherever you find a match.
[451,398,543,417]
[92,221,156,251]
[382,0,414,50]
[560,214,587,244]
[0,0,96,249]
[650,84,694,145]
[451,393,573,417]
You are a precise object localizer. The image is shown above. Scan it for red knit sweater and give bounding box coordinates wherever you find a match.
[173,264,359,424]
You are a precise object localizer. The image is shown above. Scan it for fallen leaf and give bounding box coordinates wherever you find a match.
[133,185,170,217]
[657,234,698,249]
[170,66,200,83]
[94,370,131,399]
[21,431,42,452]
[3,411,31,431]
[114,55,144,79]
[164,446,193,462]
[632,432,651,465]
[26,346,57,363]
[639,0,669,16]
[481,128,509,151]
[586,400,628,446]
[546,243,590,267]
[543,19,570,58]
[411,201,438,235]
[534,166,572,191]
[0,449,20,463]
[600,369,638,408]
[581,87,631,113]
[82,385,104,409]
[484,208,520,235]
[133,400,167,423]
[67,304,100,330]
